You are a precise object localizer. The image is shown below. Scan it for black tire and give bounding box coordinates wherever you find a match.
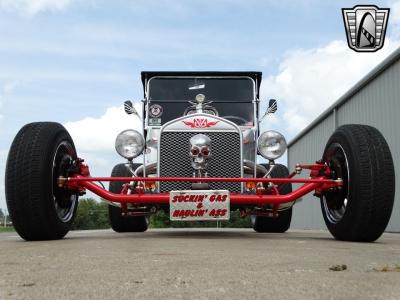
[252,164,293,233]
[108,164,149,232]
[321,125,395,242]
[5,122,79,241]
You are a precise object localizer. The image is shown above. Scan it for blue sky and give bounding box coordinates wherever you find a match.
[1,0,400,211]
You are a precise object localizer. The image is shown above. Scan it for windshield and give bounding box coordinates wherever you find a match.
[147,77,255,126]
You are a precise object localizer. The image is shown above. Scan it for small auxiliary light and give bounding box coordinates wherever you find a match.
[145,181,156,190]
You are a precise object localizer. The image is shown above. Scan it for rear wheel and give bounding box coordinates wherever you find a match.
[5,122,79,241]
[252,164,293,233]
[321,125,395,242]
[108,163,149,232]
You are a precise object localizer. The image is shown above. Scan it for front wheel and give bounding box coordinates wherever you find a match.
[5,122,79,241]
[252,164,293,233]
[321,125,395,242]
[108,164,149,232]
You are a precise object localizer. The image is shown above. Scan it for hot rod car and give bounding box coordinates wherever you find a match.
[5,71,395,241]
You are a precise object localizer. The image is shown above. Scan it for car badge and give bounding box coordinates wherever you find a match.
[149,104,163,118]
[182,118,219,128]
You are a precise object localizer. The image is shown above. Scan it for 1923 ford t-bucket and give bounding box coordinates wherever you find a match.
[5,71,395,241]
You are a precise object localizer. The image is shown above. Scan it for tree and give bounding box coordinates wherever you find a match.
[71,199,252,230]
[0,208,4,219]
[149,210,251,228]
[150,210,171,228]
[72,198,110,230]
[220,210,252,228]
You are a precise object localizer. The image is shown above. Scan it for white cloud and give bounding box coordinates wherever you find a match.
[262,39,400,136]
[390,0,400,20]
[390,0,400,38]
[64,104,142,155]
[0,0,72,15]
[63,104,143,193]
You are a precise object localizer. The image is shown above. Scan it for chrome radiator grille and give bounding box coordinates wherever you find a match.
[159,131,242,192]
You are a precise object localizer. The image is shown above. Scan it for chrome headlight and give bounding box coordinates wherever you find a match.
[115,129,145,159]
[257,130,287,160]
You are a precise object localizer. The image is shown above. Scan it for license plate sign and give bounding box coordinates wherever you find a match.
[170,190,230,221]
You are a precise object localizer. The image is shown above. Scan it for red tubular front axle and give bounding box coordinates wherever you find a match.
[59,162,340,206]
[72,176,328,205]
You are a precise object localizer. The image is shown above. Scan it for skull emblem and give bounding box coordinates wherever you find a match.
[189,134,212,170]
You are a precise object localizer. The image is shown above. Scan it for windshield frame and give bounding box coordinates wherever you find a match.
[145,76,257,128]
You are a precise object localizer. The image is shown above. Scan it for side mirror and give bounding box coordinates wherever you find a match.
[260,99,278,122]
[267,99,277,114]
[124,100,142,120]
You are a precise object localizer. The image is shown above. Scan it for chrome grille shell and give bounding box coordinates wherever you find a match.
[157,114,243,193]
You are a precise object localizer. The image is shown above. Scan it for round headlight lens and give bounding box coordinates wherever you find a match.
[115,129,145,159]
[257,130,287,160]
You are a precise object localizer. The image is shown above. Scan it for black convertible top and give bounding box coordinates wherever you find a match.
[141,71,262,98]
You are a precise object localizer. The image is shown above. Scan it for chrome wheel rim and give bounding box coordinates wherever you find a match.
[52,141,77,223]
[322,143,350,224]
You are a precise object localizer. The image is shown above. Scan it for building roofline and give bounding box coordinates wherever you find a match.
[288,46,400,147]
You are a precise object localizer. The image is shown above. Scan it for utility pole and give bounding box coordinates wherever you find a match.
[4,209,7,228]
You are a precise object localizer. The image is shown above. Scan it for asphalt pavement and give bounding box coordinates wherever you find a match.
[0,229,399,300]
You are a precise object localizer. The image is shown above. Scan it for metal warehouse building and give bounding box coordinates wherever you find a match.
[288,48,400,232]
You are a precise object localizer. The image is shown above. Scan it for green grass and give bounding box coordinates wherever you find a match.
[0,227,15,232]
